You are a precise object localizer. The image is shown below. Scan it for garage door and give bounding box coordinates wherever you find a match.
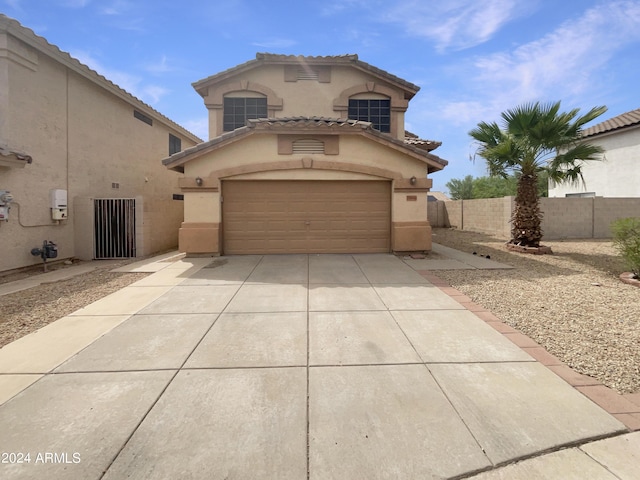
[222,180,391,254]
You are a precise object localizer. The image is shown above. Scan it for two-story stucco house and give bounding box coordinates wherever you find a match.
[549,108,640,198]
[163,53,448,255]
[0,15,201,272]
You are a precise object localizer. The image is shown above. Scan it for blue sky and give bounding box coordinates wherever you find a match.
[3,0,640,193]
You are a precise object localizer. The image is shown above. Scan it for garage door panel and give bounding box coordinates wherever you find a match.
[222,181,391,254]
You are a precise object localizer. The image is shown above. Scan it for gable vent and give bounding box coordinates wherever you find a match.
[292,139,325,154]
[297,67,319,80]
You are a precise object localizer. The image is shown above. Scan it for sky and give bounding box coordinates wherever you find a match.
[3,0,640,194]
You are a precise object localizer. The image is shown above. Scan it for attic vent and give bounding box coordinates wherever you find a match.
[292,139,324,154]
[297,67,319,80]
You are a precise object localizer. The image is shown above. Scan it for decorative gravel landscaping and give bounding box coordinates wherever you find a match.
[431,227,640,394]
[0,260,148,349]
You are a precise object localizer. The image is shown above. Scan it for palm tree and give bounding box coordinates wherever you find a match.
[469,101,607,248]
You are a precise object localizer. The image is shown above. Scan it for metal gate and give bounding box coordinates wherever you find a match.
[94,199,136,259]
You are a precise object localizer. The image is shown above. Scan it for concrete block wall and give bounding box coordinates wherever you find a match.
[441,198,512,238]
[593,198,640,237]
[427,201,448,228]
[444,201,463,230]
[437,197,640,239]
[461,197,513,238]
[539,198,593,239]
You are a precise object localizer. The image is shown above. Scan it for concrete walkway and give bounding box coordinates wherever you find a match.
[404,243,514,270]
[0,254,637,479]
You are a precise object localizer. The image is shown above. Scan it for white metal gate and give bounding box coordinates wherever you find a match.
[94,198,136,259]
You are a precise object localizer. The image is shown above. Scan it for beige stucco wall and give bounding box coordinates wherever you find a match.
[0,28,199,272]
[548,127,640,197]
[203,64,409,141]
[178,132,432,253]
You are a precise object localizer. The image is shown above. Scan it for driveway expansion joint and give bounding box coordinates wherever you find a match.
[0,253,635,479]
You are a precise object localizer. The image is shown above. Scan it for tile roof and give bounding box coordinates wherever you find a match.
[0,14,202,143]
[404,131,442,152]
[0,145,32,168]
[163,117,448,173]
[192,53,420,98]
[582,108,640,138]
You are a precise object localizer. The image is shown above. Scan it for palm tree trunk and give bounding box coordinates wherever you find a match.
[511,173,543,247]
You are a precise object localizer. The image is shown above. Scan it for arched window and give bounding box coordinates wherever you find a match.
[348,95,391,133]
[223,94,267,131]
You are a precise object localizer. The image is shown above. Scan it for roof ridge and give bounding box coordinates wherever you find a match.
[0,14,202,142]
[193,53,420,96]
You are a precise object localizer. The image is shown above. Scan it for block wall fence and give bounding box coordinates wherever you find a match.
[427,197,640,239]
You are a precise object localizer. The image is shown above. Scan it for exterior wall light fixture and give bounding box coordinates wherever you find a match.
[410,176,417,185]
[195,177,203,186]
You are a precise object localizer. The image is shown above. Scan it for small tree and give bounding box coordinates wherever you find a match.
[612,217,640,278]
[446,175,474,200]
[469,101,607,247]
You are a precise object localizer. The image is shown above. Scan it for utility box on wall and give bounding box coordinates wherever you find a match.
[50,189,68,220]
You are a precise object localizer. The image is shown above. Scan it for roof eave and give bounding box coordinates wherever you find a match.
[582,122,640,140]
[162,119,448,173]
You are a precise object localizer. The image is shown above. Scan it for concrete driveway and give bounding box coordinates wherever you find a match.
[0,254,635,479]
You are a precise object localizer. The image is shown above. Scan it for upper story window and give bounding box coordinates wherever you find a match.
[223,97,267,131]
[169,134,181,155]
[348,99,391,133]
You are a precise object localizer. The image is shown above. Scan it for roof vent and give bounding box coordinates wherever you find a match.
[292,139,324,154]
[297,67,319,81]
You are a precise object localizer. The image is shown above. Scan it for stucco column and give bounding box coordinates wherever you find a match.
[391,178,432,252]
[179,188,220,255]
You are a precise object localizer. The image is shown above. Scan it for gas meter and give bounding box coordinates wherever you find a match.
[30,240,58,272]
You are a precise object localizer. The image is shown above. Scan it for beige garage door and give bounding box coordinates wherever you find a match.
[222,180,391,254]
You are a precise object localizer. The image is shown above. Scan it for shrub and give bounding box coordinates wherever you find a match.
[611,217,640,278]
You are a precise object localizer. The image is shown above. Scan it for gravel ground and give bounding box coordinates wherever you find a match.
[0,259,149,348]
[431,228,640,394]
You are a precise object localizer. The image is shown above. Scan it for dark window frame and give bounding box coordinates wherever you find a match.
[169,133,181,156]
[134,109,153,126]
[223,97,268,132]
[347,99,391,133]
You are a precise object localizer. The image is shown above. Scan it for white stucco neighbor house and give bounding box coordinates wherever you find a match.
[0,15,201,272]
[163,53,449,256]
[549,108,640,197]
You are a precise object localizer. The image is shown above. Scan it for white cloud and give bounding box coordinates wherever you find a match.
[141,85,170,104]
[4,0,23,10]
[144,55,173,74]
[382,0,531,52]
[471,1,640,105]
[57,0,90,7]
[319,0,373,16]
[99,0,132,15]
[71,50,169,105]
[251,38,297,49]
[317,0,527,51]
[182,117,209,141]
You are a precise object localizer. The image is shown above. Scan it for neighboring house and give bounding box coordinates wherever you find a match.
[163,53,449,255]
[549,108,640,197]
[0,15,201,272]
[427,191,450,202]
